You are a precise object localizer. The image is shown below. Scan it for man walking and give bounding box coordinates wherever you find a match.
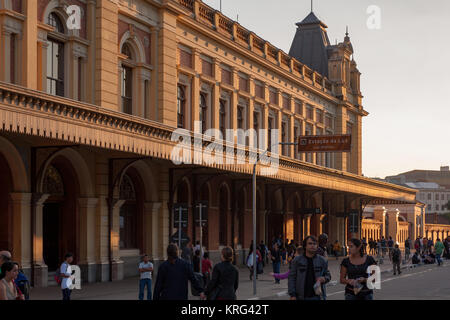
[405,237,411,262]
[381,237,387,258]
[392,244,401,276]
[434,238,445,267]
[138,254,153,300]
[288,236,331,300]
[60,253,74,300]
[387,237,394,261]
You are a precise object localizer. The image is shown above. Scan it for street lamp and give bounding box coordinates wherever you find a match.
[252,141,298,296]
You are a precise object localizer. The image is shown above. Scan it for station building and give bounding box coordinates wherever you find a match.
[0,0,416,286]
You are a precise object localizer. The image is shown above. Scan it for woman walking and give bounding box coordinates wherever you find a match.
[340,238,377,300]
[0,262,24,300]
[205,247,239,300]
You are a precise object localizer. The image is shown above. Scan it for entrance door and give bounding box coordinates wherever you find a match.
[43,203,61,271]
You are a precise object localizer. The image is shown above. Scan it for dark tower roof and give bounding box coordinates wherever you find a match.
[289,12,331,77]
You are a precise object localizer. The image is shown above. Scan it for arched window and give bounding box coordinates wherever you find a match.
[177,85,185,128]
[46,13,65,97]
[119,174,137,249]
[199,92,208,134]
[121,43,134,115]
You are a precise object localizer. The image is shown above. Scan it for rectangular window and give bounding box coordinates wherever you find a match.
[316,110,323,124]
[219,99,227,138]
[295,101,302,115]
[255,83,264,99]
[436,194,439,201]
[237,106,244,129]
[221,67,232,85]
[325,116,332,128]
[202,59,213,77]
[239,76,249,92]
[282,96,290,110]
[269,89,278,105]
[177,85,186,128]
[428,193,432,200]
[179,48,193,68]
[306,107,313,120]
[46,38,65,97]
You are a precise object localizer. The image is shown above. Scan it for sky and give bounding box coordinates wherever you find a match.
[202,0,450,178]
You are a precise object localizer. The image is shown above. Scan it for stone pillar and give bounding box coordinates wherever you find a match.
[143,202,162,260]
[78,198,99,283]
[1,29,12,82]
[82,0,95,104]
[303,214,312,238]
[149,27,160,121]
[9,193,32,275]
[23,0,38,89]
[387,209,400,243]
[191,50,201,130]
[94,159,110,282]
[137,67,151,118]
[111,199,125,281]
[157,167,170,262]
[32,194,50,287]
[373,207,387,238]
[212,58,221,133]
[95,0,119,110]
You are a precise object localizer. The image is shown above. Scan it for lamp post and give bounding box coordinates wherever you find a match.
[252,141,297,296]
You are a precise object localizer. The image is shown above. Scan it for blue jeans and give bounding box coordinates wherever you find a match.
[272,262,281,283]
[62,288,72,301]
[345,293,373,301]
[139,278,152,300]
[436,254,442,266]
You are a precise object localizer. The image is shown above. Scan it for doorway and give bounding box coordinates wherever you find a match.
[43,203,62,271]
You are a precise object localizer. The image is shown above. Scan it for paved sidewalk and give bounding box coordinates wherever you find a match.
[28,255,411,300]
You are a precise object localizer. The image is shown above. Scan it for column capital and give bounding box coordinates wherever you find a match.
[78,197,99,208]
[9,192,32,203]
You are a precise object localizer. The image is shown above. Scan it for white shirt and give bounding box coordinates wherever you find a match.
[60,262,72,290]
[139,262,153,280]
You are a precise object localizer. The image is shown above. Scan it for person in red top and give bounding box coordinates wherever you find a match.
[202,252,213,285]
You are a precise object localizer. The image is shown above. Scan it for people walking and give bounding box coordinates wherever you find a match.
[246,242,262,281]
[381,237,387,258]
[153,244,205,300]
[387,237,394,261]
[434,238,445,266]
[138,254,153,300]
[60,253,74,301]
[201,252,213,285]
[392,244,402,275]
[317,234,328,258]
[259,241,267,267]
[270,247,302,282]
[405,237,411,262]
[288,236,331,301]
[332,241,342,260]
[422,237,428,254]
[0,262,24,300]
[193,250,201,273]
[270,243,281,284]
[444,237,450,259]
[0,251,11,277]
[205,247,239,300]
[181,241,193,265]
[340,238,377,300]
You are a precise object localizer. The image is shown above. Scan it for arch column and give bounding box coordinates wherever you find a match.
[32,193,50,287]
[9,193,32,274]
[143,201,161,259]
[111,199,125,281]
[78,197,99,283]
[303,214,312,238]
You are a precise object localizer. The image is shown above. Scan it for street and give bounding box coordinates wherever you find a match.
[28,259,450,300]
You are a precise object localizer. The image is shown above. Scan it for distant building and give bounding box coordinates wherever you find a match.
[385,167,450,215]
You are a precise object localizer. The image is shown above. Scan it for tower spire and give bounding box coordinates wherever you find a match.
[311,0,314,12]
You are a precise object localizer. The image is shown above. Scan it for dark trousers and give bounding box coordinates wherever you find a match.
[393,261,401,275]
[272,262,281,283]
[139,279,152,300]
[62,288,72,301]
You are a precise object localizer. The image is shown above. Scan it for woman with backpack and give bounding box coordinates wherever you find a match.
[0,262,24,300]
[205,247,239,300]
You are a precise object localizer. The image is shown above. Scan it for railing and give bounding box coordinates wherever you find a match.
[174,0,347,104]
[198,3,214,26]
[179,0,194,11]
